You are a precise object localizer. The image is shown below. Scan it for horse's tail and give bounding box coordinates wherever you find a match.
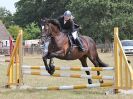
[96,56,108,67]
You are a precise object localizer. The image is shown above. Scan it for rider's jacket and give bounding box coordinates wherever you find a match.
[58,16,75,34]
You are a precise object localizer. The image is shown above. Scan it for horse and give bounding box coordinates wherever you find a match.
[40,19,108,84]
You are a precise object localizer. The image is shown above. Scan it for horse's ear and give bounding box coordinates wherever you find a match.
[42,17,48,20]
[40,19,45,24]
[41,17,48,22]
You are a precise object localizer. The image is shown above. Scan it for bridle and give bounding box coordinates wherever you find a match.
[41,22,52,43]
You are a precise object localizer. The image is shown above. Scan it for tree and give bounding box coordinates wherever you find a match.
[8,25,22,39]
[0,7,13,28]
[67,0,133,51]
[8,24,40,40]
[24,22,41,39]
[9,0,133,42]
[14,0,71,27]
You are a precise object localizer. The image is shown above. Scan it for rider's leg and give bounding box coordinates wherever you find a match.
[76,37,85,51]
[72,31,85,51]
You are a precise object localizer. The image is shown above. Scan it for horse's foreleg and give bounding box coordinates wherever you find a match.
[48,58,55,75]
[42,56,50,73]
[42,56,54,75]
[79,56,92,84]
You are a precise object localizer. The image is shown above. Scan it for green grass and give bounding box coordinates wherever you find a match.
[0,52,133,99]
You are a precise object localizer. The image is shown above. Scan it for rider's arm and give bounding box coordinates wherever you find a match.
[70,20,75,32]
[57,16,64,30]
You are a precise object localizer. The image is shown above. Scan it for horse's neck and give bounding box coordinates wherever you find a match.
[53,32,65,40]
[51,32,68,46]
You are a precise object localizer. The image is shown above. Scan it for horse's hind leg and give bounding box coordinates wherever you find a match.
[79,56,92,84]
[88,56,104,83]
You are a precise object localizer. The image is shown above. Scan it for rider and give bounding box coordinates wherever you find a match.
[58,10,85,51]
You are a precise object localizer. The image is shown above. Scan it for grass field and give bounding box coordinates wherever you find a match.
[0,52,133,99]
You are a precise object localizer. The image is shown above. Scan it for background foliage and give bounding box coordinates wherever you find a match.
[0,0,133,42]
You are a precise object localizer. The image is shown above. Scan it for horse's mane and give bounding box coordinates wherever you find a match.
[48,19,61,31]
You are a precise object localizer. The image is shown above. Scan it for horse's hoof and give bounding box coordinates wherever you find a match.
[99,79,104,83]
[47,69,53,75]
[49,65,55,75]
[45,66,50,72]
[88,79,92,84]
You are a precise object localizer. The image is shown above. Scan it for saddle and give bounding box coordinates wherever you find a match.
[62,29,78,47]
[66,35,79,55]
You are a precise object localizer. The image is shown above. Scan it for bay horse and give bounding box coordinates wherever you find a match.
[41,19,108,84]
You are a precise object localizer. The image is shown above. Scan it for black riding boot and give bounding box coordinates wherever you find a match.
[75,38,85,51]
